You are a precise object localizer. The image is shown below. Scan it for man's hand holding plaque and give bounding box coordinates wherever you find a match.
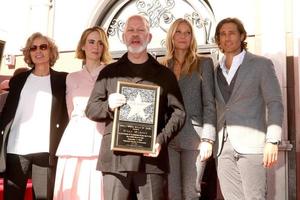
[108,93,126,111]
[143,143,161,157]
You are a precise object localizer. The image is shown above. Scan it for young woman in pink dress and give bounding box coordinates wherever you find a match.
[53,26,112,200]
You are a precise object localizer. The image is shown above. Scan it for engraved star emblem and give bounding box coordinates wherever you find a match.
[126,93,152,120]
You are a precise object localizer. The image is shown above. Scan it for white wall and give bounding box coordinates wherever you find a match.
[0,0,31,55]
[52,0,101,51]
[0,0,102,55]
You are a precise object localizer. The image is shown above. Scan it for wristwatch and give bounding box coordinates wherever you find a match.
[201,138,214,144]
[268,141,280,145]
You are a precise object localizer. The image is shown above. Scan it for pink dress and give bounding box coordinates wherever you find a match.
[53,65,105,200]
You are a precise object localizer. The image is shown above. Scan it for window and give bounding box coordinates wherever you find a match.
[96,0,218,59]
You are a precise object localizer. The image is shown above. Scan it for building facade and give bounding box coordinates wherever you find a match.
[0,0,299,199]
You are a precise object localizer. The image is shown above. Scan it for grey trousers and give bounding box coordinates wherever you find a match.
[103,172,167,200]
[216,139,267,200]
[168,147,206,200]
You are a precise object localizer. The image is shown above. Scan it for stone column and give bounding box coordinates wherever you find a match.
[29,0,53,35]
[291,0,300,199]
[256,0,292,199]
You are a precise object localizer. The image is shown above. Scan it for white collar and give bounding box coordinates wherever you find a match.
[219,50,246,84]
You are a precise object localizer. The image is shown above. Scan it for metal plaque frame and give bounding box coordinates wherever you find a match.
[111,81,160,154]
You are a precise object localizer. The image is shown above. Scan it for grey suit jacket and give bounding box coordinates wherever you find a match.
[214,51,284,155]
[167,56,216,150]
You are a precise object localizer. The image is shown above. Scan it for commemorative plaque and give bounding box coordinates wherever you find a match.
[111,81,160,154]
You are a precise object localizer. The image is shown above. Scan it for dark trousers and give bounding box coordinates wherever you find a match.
[4,153,55,200]
[103,172,167,200]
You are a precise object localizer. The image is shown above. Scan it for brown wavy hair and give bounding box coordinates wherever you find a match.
[21,32,59,68]
[214,17,247,52]
[162,18,199,75]
[76,26,112,64]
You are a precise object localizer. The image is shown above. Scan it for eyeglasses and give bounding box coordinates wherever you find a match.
[29,44,48,52]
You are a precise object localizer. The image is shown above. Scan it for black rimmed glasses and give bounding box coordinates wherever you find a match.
[29,44,48,52]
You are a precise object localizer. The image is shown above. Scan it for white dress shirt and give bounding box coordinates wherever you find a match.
[220,50,246,85]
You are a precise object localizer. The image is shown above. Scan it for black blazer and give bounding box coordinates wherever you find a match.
[0,68,68,172]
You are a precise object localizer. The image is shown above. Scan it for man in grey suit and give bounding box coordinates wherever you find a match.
[213,17,284,199]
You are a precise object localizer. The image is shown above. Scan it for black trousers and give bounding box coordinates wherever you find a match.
[4,153,55,200]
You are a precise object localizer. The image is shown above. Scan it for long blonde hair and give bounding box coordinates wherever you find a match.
[162,18,199,75]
